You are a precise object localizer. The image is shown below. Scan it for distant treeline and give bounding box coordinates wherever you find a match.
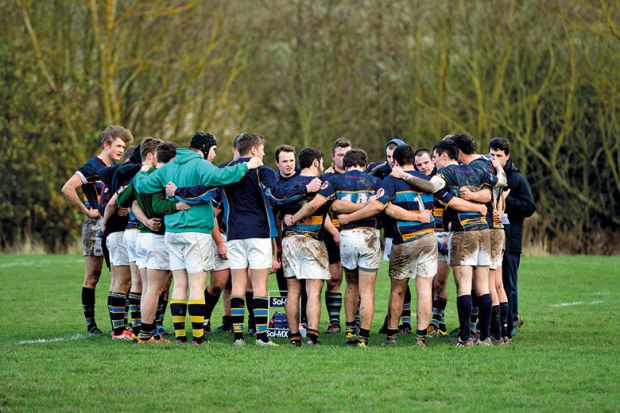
[1,0,618,254]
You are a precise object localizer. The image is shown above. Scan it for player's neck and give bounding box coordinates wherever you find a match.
[301,167,318,177]
[98,151,113,167]
[401,164,415,171]
[333,164,345,174]
[460,153,478,165]
[347,166,365,172]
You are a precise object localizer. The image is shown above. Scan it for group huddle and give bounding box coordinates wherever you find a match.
[62,125,535,348]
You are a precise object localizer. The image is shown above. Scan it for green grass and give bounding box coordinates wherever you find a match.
[1,255,619,412]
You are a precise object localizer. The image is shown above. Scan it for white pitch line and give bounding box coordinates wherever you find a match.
[0,259,82,269]
[550,300,603,308]
[17,333,87,345]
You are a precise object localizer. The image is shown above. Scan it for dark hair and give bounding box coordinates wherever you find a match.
[121,146,137,164]
[331,137,352,154]
[393,145,415,166]
[298,147,323,169]
[448,133,477,155]
[343,148,368,168]
[414,148,431,158]
[100,125,133,146]
[385,143,398,152]
[432,140,459,160]
[235,132,265,156]
[275,144,295,162]
[489,137,512,155]
[140,137,163,162]
[157,141,179,164]
[190,131,217,157]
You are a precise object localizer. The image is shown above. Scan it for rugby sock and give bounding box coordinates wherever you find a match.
[456,295,473,340]
[359,328,369,345]
[430,298,447,331]
[155,293,168,327]
[386,328,398,342]
[109,292,127,335]
[289,331,302,345]
[221,315,233,330]
[499,302,509,338]
[491,305,501,339]
[325,291,342,324]
[107,292,113,330]
[253,296,269,342]
[477,294,492,341]
[204,288,221,322]
[124,293,130,329]
[470,301,479,336]
[231,296,245,341]
[128,291,142,335]
[401,286,412,325]
[346,321,357,336]
[355,307,361,327]
[170,299,188,343]
[138,323,154,342]
[416,329,427,344]
[188,300,206,344]
[307,328,319,344]
[81,287,96,330]
[245,292,255,330]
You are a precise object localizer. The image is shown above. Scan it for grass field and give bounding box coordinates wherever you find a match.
[1,254,619,412]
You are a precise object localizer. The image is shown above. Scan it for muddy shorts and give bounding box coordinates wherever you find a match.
[82,217,103,257]
[282,235,330,280]
[449,229,491,267]
[340,228,381,272]
[389,233,438,280]
[489,228,505,270]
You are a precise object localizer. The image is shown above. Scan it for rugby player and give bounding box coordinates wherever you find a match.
[414,148,451,337]
[218,132,319,346]
[287,149,382,347]
[133,132,261,345]
[338,145,436,347]
[321,137,352,333]
[277,148,330,345]
[61,125,133,336]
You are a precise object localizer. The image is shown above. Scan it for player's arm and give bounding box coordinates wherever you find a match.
[133,167,167,194]
[491,158,507,187]
[132,199,161,232]
[459,187,492,203]
[331,199,366,213]
[385,203,432,223]
[447,197,487,215]
[323,215,340,245]
[61,174,100,218]
[198,157,261,187]
[390,166,444,193]
[102,192,119,231]
[337,200,385,226]
[287,194,329,225]
[152,191,190,214]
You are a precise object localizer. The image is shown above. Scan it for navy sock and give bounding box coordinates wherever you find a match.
[477,294,492,340]
[456,295,473,340]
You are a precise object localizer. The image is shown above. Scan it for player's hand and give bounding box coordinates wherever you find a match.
[417,209,432,223]
[217,242,228,260]
[324,166,335,174]
[337,214,351,226]
[283,214,294,226]
[175,202,190,211]
[390,165,404,179]
[368,195,377,203]
[146,217,162,232]
[86,208,101,219]
[491,157,503,172]
[332,230,340,246]
[306,178,322,193]
[117,207,130,217]
[166,182,177,197]
[492,209,501,224]
[459,186,473,200]
[271,256,281,272]
[477,204,487,216]
[246,156,263,170]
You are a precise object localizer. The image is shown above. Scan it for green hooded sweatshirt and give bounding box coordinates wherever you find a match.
[133,148,248,234]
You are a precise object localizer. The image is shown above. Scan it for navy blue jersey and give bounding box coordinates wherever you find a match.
[222,157,306,240]
[98,164,129,235]
[278,175,329,239]
[470,156,502,229]
[376,171,435,245]
[271,169,300,220]
[435,163,498,232]
[318,170,381,230]
[321,168,343,229]
[76,156,107,210]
